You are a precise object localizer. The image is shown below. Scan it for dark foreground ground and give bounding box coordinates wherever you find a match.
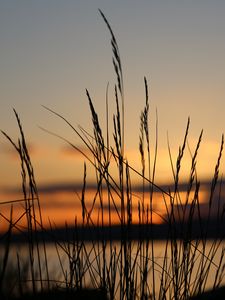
[3,286,225,300]
[190,286,225,299]
[3,288,108,300]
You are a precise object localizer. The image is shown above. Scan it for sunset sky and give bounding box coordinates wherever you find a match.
[1,1,225,229]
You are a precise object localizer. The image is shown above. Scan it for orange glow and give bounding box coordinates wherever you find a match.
[0,184,210,233]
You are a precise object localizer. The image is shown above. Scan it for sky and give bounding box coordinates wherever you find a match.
[1,1,225,229]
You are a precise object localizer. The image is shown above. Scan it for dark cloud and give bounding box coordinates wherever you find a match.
[2,180,213,195]
[2,181,97,194]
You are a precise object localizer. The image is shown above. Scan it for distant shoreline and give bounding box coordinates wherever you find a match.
[1,219,225,243]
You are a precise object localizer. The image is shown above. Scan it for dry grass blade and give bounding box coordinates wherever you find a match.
[99,9,123,96]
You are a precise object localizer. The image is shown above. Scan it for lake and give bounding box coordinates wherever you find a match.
[1,239,225,299]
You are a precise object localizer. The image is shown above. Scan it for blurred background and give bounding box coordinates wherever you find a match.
[1,1,225,229]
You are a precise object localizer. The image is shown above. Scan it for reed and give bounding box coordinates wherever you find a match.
[1,10,225,300]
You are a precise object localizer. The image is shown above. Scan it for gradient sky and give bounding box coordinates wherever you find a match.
[1,0,225,191]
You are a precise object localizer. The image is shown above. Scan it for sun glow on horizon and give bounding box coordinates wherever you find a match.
[0,181,214,234]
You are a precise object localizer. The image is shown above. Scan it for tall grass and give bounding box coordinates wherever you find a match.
[1,10,225,300]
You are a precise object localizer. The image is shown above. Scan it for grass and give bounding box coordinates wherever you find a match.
[1,10,225,300]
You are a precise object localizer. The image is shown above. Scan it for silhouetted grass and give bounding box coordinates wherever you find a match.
[1,10,225,300]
